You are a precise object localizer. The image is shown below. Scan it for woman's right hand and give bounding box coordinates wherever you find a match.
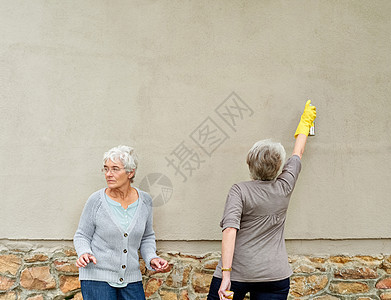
[76,253,97,268]
[294,100,317,138]
[218,276,233,299]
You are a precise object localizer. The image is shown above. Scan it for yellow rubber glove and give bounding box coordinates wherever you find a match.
[294,100,317,138]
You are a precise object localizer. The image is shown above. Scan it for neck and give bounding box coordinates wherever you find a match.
[109,185,132,200]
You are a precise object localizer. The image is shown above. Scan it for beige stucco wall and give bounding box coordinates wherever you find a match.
[1,1,390,249]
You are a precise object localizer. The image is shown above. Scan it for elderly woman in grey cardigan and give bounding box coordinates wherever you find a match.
[74,145,168,300]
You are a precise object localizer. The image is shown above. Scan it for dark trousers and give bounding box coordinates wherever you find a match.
[207,276,290,300]
[81,280,146,300]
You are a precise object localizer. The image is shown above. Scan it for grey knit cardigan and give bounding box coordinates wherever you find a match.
[73,188,159,284]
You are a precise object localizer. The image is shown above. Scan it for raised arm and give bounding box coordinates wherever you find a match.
[292,100,317,159]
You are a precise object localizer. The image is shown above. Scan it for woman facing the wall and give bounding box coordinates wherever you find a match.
[207,101,316,300]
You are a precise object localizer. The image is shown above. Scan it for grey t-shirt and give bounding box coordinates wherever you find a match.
[213,155,301,282]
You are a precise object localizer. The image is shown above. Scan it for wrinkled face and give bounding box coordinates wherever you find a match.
[103,159,134,189]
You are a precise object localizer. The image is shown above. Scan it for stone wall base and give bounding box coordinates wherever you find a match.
[1,244,391,299]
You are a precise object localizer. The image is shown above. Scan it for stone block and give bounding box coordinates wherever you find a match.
[293,264,317,274]
[355,256,383,264]
[145,278,163,297]
[178,254,205,261]
[166,265,192,288]
[288,255,299,264]
[291,257,326,273]
[313,295,340,300]
[308,257,327,264]
[376,278,391,289]
[329,256,352,264]
[203,260,218,270]
[180,290,189,300]
[381,293,391,300]
[53,260,79,273]
[382,256,391,274]
[160,290,178,300]
[0,291,18,300]
[290,275,328,297]
[59,275,80,293]
[334,267,378,279]
[26,295,44,300]
[0,255,22,276]
[20,266,56,290]
[64,248,78,257]
[0,276,16,290]
[191,272,213,294]
[25,254,49,263]
[329,282,369,294]
[351,256,383,269]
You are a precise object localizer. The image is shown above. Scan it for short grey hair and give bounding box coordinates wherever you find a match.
[246,139,286,181]
[103,145,138,182]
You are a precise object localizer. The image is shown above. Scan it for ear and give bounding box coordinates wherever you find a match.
[128,170,135,179]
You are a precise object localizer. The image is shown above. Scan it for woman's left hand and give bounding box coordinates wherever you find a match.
[150,257,169,271]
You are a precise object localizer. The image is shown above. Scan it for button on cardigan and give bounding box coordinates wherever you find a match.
[74,188,159,284]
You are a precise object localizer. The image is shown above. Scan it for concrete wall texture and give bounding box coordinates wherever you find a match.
[1,0,391,254]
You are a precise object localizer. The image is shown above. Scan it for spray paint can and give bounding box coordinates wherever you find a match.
[309,104,315,136]
[225,291,234,299]
[309,122,315,136]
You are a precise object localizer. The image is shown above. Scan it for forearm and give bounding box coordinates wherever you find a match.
[292,134,308,159]
[221,227,237,277]
[73,232,93,257]
[140,214,158,269]
[73,213,95,257]
[293,100,316,158]
[140,238,158,269]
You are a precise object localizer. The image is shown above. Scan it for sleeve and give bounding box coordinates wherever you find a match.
[139,196,159,270]
[219,184,243,231]
[73,194,98,258]
[277,155,302,196]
